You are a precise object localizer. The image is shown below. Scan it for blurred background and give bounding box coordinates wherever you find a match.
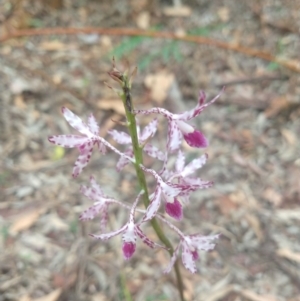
[0,0,300,300]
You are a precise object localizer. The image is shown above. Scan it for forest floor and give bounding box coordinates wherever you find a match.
[1,0,300,301]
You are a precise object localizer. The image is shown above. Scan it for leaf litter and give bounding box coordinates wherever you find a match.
[0,0,300,300]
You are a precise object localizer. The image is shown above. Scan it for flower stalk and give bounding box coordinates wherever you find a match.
[119,70,186,301]
[48,59,221,301]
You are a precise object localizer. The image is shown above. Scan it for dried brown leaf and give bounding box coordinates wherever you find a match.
[97,99,125,115]
[229,190,259,209]
[201,285,235,301]
[10,208,46,234]
[100,113,122,136]
[277,248,300,263]
[216,195,239,216]
[144,71,174,104]
[217,7,230,22]
[281,128,297,146]
[238,289,279,301]
[19,295,31,301]
[232,153,265,176]
[263,188,283,207]
[136,11,150,29]
[163,6,192,17]
[0,276,21,291]
[245,213,263,241]
[47,0,64,9]
[14,95,27,109]
[91,293,108,301]
[264,96,292,118]
[32,289,62,301]
[39,40,68,51]
[53,273,77,290]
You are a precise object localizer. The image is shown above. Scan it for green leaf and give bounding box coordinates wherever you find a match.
[1,226,9,241]
[0,171,10,186]
[109,36,148,60]
[81,77,90,88]
[162,42,173,63]
[267,62,279,71]
[29,18,44,28]
[171,42,182,62]
[138,52,159,70]
[188,23,225,36]
[69,219,78,234]
[146,294,168,301]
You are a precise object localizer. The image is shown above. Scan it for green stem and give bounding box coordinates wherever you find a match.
[120,75,185,301]
[120,269,133,301]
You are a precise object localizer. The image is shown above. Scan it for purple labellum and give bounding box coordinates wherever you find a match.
[134,89,223,151]
[122,242,136,260]
[183,130,208,148]
[165,198,183,220]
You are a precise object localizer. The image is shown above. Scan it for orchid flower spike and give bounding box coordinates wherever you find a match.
[90,190,162,260]
[48,107,106,177]
[134,89,224,152]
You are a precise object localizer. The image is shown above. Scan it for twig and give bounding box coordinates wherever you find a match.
[1,27,300,73]
[215,75,289,88]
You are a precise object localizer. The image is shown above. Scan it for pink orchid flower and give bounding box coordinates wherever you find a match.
[90,191,162,260]
[140,150,212,221]
[48,107,106,177]
[164,233,220,273]
[134,89,223,152]
[108,118,165,171]
[140,165,183,221]
[79,176,113,232]
[169,150,213,204]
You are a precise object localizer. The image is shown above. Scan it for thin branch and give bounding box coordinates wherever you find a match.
[1,27,300,73]
[214,74,289,88]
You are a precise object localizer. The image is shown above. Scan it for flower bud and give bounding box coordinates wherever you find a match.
[108,58,124,84]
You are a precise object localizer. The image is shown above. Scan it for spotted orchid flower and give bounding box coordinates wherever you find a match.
[108,118,165,171]
[79,176,113,232]
[140,165,183,221]
[48,107,106,177]
[134,89,223,152]
[140,151,212,221]
[90,191,162,260]
[169,150,213,204]
[164,233,220,273]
